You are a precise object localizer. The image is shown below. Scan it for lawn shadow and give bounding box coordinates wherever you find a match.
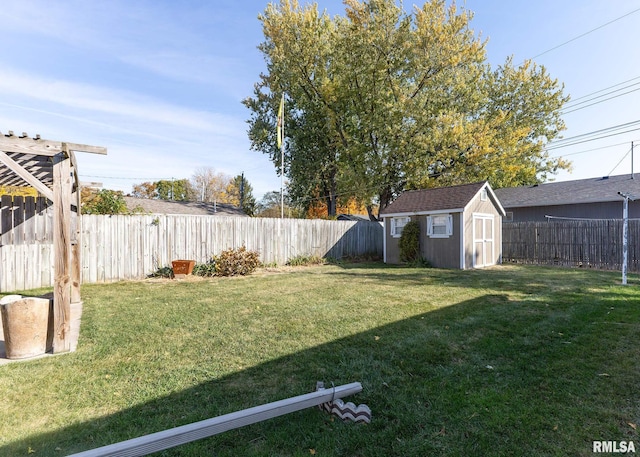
[3,270,639,456]
[324,262,639,299]
[3,293,508,456]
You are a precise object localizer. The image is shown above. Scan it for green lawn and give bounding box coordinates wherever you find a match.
[0,264,638,456]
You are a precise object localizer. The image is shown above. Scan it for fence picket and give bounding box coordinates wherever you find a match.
[0,214,383,292]
[502,220,635,271]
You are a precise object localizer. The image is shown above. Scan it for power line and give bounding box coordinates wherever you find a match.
[565,74,640,105]
[545,119,640,150]
[546,126,640,151]
[81,174,173,181]
[528,6,640,61]
[552,119,640,143]
[549,140,639,158]
[607,146,632,177]
[561,85,640,115]
[521,9,640,118]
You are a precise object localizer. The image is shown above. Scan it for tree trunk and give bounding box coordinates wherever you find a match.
[325,165,338,217]
[366,205,378,222]
[326,194,337,217]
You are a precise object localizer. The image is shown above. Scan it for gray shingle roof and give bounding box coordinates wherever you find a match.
[124,197,247,216]
[493,174,640,208]
[380,181,488,215]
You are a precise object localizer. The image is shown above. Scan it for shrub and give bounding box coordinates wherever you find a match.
[399,220,421,263]
[408,257,432,268]
[286,255,325,266]
[149,266,173,278]
[326,254,382,265]
[192,259,216,277]
[214,246,260,276]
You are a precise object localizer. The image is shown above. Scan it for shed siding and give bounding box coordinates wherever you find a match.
[384,214,463,267]
[464,194,503,268]
[383,215,415,264]
[421,213,461,268]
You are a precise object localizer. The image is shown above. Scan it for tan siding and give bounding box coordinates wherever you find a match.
[464,211,474,269]
[383,216,404,264]
[465,193,503,268]
[421,214,461,268]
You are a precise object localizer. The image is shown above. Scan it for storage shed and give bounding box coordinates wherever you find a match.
[380,181,506,269]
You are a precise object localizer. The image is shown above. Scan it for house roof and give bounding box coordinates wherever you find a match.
[380,181,498,216]
[124,196,247,216]
[493,173,640,208]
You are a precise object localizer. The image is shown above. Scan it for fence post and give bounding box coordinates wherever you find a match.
[618,192,638,285]
[622,195,629,285]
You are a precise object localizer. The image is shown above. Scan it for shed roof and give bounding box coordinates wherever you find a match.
[124,196,247,216]
[380,181,493,216]
[493,174,640,208]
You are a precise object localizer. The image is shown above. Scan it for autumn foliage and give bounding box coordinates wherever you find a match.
[306,197,371,219]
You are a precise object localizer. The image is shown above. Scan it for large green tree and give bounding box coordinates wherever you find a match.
[255,190,305,218]
[245,0,569,219]
[155,179,194,201]
[244,1,341,215]
[226,174,258,216]
[81,189,128,215]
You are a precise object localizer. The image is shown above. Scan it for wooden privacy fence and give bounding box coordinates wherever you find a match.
[0,196,56,292]
[0,195,53,245]
[0,214,383,291]
[502,220,640,271]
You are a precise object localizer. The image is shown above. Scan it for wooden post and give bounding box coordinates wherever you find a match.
[52,149,72,353]
[71,243,81,303]
[70,150,82,303]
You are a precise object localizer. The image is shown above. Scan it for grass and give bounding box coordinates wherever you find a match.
[0,264,639,456]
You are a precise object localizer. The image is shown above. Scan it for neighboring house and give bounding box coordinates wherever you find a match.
[124,197,247,217]
[494,173,640,222]
[380,181,506,269]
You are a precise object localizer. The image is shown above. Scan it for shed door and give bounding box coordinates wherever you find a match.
[473,215,494,268]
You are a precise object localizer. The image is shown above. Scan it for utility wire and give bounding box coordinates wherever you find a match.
[549,140,639,158]
[82,174,174,181]
[523,10,640,118]
[564,75,640,105]
[545,126,640,151]
[606,146,632,176]
[528,6,640,61]
[545,119,640,149]
[562,86,640,115]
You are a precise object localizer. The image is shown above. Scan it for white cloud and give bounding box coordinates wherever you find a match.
[0,68,242,134]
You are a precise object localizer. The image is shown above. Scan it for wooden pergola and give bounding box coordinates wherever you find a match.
[0,131,106,353]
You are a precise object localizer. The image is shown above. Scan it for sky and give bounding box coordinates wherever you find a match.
[1,0,639,200]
